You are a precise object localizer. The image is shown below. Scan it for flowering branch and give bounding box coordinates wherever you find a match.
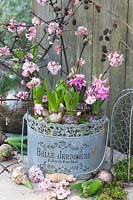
[0,0,127,123]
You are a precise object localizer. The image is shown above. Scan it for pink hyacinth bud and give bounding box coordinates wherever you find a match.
[42,95,48,103]
[28,166,44,183]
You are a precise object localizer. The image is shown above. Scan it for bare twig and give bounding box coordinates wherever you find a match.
[90,0,132,32]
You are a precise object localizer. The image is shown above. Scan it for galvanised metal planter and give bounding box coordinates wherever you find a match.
[24,113,108,179]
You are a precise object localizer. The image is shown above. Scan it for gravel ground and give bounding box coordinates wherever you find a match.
[0,149,132,200]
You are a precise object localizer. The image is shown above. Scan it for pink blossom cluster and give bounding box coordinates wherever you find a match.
[48,22,63,36]
[75,26,88,37]
[7,19,17,32]
[78,57,85,67]
[67,74,86,92]
[32,16,43,26]
[108,51,124,67]
[26,77,41,89]
[38,178,52,191]
[33,104,44,116]
[7,19,26,35]
[16,91,28,100]
[47,61,61,75]
[17,22,26,35]
[28,166,44,183]
[28,165,71,199]
[37,0,47,6]
[54,45,62,55]
[48,22,59,35]
[0,46,10,56]
[22,61,39,77]
[38,179,70,199]
[72,0,80,6]
[85,76,110,105]
[25,26,37,41]
[55,180,70,200]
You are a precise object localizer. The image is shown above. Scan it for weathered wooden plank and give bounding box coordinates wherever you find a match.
[32,0,133,114]
[126,0,133,88]
[92,0,112,76]
[65,2,93,80]
[107,0,129,116]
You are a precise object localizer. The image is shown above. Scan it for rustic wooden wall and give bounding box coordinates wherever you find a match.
[32,0,133,117]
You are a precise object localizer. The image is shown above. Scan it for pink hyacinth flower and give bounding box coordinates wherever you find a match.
[55,184,71,200]
[28,166,44,183]
[47,61,61,75]
[16,91,28,100]
[26,26,37,41]
[75,26,88,37]
[67,74,86,93]
[108,51,124,67]
[38,178,51,191]
[0,46,10,56]
[85,95,96,105]
[86,76,110,102]
[33,104,44,116]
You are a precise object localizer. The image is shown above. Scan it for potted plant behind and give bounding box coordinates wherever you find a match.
[0,0,124,179]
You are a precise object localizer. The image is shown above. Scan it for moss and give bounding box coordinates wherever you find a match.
[97,182,127,200]
[114,158,133,181]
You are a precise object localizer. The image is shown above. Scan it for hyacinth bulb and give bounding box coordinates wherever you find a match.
[0,144,14,161]
[11,165,33,189]
[96,169,114,183]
